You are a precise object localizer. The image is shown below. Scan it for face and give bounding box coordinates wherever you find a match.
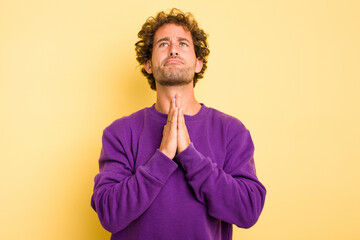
[144,24,203,87]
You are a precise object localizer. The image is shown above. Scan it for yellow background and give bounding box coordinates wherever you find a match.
[1,0,359,239]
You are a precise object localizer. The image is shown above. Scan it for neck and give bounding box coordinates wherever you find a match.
[155,83,201,116]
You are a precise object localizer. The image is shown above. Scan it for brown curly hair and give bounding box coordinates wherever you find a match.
[135,8,210,90]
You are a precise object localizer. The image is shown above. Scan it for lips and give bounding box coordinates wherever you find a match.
[163,57,184,66]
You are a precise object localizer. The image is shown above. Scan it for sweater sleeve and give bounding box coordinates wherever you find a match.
[91,124,178,233]
[175,121,266,229]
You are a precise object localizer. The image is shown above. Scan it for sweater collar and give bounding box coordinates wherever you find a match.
[148,103,208,122]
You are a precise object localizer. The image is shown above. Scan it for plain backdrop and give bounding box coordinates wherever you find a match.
[1,0,359,239]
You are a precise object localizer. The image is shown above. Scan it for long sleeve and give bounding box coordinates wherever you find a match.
[175,120,266,229]
[91,123,178,233]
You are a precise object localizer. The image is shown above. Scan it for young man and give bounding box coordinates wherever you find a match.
[91,8,266,240]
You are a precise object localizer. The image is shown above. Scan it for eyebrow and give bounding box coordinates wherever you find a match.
[155,37,170,45]
[178,37,191,44]
[155,37,192,45]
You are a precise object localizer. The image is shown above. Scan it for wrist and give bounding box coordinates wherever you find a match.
[177,141,191,155]
[159,147,175,159]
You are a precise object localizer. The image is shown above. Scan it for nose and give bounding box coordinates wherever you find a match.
[169,44,179,57]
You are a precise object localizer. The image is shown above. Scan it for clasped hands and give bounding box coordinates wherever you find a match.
[159,94,191,159]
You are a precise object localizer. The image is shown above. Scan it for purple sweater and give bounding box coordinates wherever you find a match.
[91,104,266,240]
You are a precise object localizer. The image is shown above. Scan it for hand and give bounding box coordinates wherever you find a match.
[177,106,191,154]
[159,97,178,159]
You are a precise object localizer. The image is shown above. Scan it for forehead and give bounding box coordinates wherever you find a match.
[154,23,193,43]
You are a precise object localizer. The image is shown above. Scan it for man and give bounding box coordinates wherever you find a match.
[91,8,266,240]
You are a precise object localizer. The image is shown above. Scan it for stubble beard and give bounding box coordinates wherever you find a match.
[153,65,194,87]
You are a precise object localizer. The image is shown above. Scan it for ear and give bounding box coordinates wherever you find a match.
[195,58,203,73]
[144,60,152,74]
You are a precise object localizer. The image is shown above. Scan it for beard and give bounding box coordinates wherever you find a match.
[153,62,195,87]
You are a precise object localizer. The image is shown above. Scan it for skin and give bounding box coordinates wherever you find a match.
[144,23,203,159]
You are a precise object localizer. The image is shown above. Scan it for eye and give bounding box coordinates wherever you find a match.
[180,42,188,47]
[159,42,169,47]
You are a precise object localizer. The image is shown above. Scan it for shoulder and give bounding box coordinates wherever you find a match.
[206,107,254,155]
[104,107,148,136]
[205,106,247,133]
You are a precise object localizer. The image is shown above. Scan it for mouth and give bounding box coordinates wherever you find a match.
[163,58,184,66]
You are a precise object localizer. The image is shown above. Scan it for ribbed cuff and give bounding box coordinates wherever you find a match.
[175,143,207,173]
[142,149,178,183]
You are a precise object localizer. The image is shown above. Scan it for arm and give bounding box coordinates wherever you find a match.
[91,123,178,233]
[175,121,266,229]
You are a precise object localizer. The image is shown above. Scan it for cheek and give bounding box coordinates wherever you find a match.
[152,51,166,64]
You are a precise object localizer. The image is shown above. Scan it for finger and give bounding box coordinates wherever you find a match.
[170,107,178,132]
[177,107,190,153]
[178,107,185,127]
[175,94,181,108]
[167,97,175,123]
[178,108,187,135]
[177,107,182,126]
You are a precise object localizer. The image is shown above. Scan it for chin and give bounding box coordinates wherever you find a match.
[157,78,193,87]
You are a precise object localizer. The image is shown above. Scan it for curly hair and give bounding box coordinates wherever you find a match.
[135,8,210,90]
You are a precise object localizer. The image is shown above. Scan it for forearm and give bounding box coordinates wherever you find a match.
[175,143,266,228]
[91,150,178,233]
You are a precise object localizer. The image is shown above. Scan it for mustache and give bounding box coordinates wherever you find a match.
[162,56,185,66]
